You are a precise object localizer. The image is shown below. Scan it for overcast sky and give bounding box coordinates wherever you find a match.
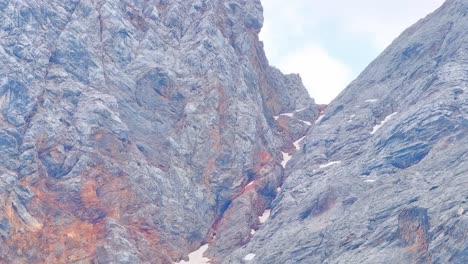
[260,0,446,104]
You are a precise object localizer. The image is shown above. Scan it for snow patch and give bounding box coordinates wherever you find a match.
[293,136,306,150]
[175,244,210,264]
[319,161,342,169]
[250,229,256,235]
[274,112,294,120]
[315,115,325,124]
[301,120,312,126]
[282,112,294,117]
[281,137,306,168]
[365,179,376,183]
[370,112,398,135]
[259,209,271,223]
[244,254,256,261]
[273,110,313,126]
[281,152,292,168]
[294,107,307,112]
[365,99,378,103]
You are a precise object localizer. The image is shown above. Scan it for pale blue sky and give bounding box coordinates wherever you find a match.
[260,0,446,103]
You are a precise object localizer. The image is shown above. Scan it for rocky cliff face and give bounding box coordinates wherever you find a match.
[226,0,468,263]
[1,0,467,263]
[0,0,318,263]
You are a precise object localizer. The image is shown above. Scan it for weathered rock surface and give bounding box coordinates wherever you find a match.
[2,0,467,263]
[226,0,467,263]
[0,0,317,263]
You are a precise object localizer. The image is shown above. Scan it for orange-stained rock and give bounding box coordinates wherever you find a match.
[0,0,317,263]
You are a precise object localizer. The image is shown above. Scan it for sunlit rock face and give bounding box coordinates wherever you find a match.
[226,0,468,263]
[0,0,317,263]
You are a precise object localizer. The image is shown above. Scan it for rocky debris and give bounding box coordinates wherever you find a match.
[0,0,318,263]
[225,0,468,263]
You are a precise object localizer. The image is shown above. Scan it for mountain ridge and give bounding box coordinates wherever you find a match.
[0,0,466,263]
[0,0,317,262]
[226,0,467,263]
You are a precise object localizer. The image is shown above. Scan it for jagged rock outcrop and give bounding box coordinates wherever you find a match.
[2,0,467,263]
[226,0,467,263]
[0,0,318,263]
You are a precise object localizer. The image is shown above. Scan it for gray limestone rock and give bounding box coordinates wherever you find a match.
[0,0,466,263]
[225,0,467,263]
[0,0,316,263]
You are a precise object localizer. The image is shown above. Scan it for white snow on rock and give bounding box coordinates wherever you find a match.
[273,110,313,126]
[293,136,306,150]
[244,254,256,261]
[370,112,398,135]
[281,136,306,168]
[250,229,256,235]
[315,115,325,124]
[365,99,378,103]
[294,107,306,112]
[273,112,294,120]
[301,120,312,126]
[259,209,271,223]
[319,161,342,169]
[281,152,292,168]
[282,112,294,117]
[175,244,211,264]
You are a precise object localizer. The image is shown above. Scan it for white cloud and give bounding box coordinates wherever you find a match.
[279,46,353,104]
[260,0,446,103]
[322,0,446,49]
